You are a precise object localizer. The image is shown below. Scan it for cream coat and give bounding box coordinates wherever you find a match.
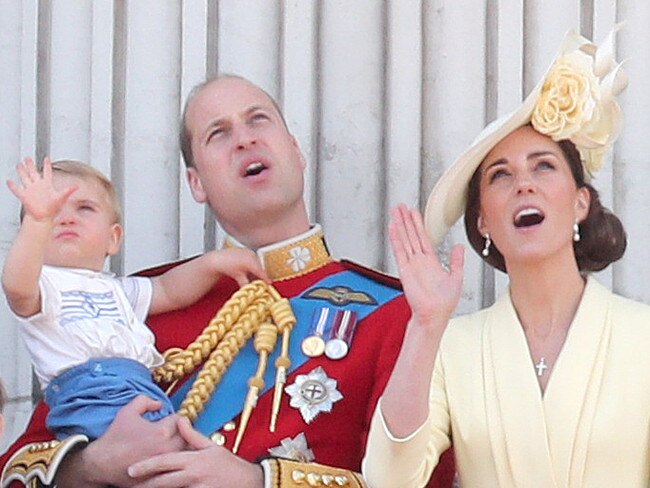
[363,277,650,488]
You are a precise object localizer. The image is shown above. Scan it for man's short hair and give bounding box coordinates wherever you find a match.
[179,74,289,169]
[49,160,122,224]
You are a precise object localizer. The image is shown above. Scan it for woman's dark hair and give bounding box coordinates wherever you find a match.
[0,379,6,413]
[464,135,626,273]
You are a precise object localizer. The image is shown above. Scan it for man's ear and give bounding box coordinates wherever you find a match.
[107,223,123,257]
[187,167,207,203]
[292,136,307,170]
[575,186,591,223]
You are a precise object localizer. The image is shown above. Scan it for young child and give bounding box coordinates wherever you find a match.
[2,157,269,440]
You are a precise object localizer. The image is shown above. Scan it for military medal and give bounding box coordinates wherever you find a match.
[324,338,348,360]
[301,307,330,357]
[285,366,343,423]
[301,335,325,357]
[325,310,358,360]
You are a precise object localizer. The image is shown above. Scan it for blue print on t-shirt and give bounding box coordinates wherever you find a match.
[60,290,123,326]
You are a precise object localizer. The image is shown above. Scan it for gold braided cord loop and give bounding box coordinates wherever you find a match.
[255,322,279,355]
[178,298,270,421]
[270,298,296,333]
[152,280,296,424]
[152,281,271,384]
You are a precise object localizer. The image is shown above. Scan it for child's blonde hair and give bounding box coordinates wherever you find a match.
[50,160,122,224]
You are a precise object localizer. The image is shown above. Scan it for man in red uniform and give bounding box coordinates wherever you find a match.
[1,75,454,487]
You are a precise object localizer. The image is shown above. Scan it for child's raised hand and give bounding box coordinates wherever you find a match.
[212,248,270,287]
[389,204,464,327]
[6,157,77,222]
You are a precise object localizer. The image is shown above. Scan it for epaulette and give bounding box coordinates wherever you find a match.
[339,259,403,290]
[1,435,88,488]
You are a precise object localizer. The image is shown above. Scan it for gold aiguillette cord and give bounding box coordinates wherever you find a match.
[233,322,277,453]
[268,290,295,432]
[153,280,296,448]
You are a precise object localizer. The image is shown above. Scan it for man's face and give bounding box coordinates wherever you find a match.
[185,77,307,238]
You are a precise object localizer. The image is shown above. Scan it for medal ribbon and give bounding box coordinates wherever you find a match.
[331,310,357,343]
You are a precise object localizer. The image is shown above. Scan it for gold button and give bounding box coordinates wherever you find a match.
[306,472,321,486]
[210,432,226,446]
[223,421,236,432]
[291,470,306,482]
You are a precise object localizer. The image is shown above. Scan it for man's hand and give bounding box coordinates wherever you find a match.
[55,396,186,488]
[128,416,264,488]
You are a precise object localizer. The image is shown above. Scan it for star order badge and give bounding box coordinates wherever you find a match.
[285,366,343,423]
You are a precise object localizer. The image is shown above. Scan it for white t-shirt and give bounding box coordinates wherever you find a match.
[16,265,165,389]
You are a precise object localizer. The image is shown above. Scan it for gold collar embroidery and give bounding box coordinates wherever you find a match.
[224,225,333,281]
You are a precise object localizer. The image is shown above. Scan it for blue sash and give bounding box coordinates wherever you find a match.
[170,269,402,434]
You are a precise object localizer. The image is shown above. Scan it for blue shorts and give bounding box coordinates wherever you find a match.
[44,357,174,440]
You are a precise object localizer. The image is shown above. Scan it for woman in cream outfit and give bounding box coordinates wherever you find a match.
[362,27,650,488]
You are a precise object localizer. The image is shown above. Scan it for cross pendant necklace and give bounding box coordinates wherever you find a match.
[535,357,548,377]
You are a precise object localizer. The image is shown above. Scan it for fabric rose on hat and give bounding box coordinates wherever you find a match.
[532,51,600,141]
[530,26,628,178]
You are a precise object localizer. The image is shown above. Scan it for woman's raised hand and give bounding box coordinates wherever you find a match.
[389,204,464,327]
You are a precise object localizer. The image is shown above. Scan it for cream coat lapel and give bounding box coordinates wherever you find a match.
[542,277,612,488]
[482,291,558,488]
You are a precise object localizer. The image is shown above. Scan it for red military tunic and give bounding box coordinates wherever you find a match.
[1,226,454,487]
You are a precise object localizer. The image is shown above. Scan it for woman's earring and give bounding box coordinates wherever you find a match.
[573,222,581,242]
[482,233,491,257]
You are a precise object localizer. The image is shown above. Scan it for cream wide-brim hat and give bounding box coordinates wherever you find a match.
[424,26,627,245]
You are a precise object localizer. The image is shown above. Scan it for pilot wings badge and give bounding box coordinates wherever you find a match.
[303,286,377,306]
